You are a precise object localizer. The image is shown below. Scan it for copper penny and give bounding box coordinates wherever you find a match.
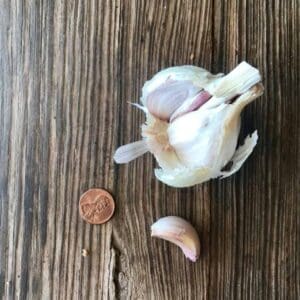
[79,189,115,224]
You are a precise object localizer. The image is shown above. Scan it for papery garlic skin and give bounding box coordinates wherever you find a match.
[151,216,200,262]
[114,62,264,187]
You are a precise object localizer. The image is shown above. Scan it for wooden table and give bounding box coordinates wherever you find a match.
[1,1,299,299]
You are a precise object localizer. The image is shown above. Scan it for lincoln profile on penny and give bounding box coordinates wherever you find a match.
[81,195,109,219]
[79,189,115,224]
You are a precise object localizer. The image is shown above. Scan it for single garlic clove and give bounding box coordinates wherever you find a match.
[170,90,212,122]
[167,102,241,171]
[141,65,222,100]
[145,80,200,121]
[141,66,224,121]
[151,216,200,262]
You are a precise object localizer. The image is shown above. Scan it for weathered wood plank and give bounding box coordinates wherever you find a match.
[0,0,299,299]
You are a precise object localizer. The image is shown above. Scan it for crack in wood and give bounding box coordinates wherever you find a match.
[109,232,131,300]
[109,234,123,300]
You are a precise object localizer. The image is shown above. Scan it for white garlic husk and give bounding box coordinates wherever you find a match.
[114,62,264,187]
[151,216,200,262]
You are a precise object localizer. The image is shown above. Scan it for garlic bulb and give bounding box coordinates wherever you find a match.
[151,216,200,262]
[114,62,264,187]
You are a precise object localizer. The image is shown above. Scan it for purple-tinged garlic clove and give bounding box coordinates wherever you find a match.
[151,216,200,262]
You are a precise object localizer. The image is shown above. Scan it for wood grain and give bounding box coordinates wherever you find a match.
[0,0,299,299]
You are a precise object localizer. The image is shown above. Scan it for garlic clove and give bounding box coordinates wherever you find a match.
[162,83,263,185]
[141,66,222,100]
[141,66,224,121]
[170,90,212,122]
[151,216,200,262]
[145,80,200,121]
[220,130,258,178]
[114,140,148,163]
[167,104,240,171]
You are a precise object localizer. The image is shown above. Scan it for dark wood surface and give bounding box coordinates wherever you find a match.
[0,0,299,299]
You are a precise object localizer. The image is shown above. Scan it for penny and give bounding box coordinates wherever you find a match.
[79,189,115,224]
